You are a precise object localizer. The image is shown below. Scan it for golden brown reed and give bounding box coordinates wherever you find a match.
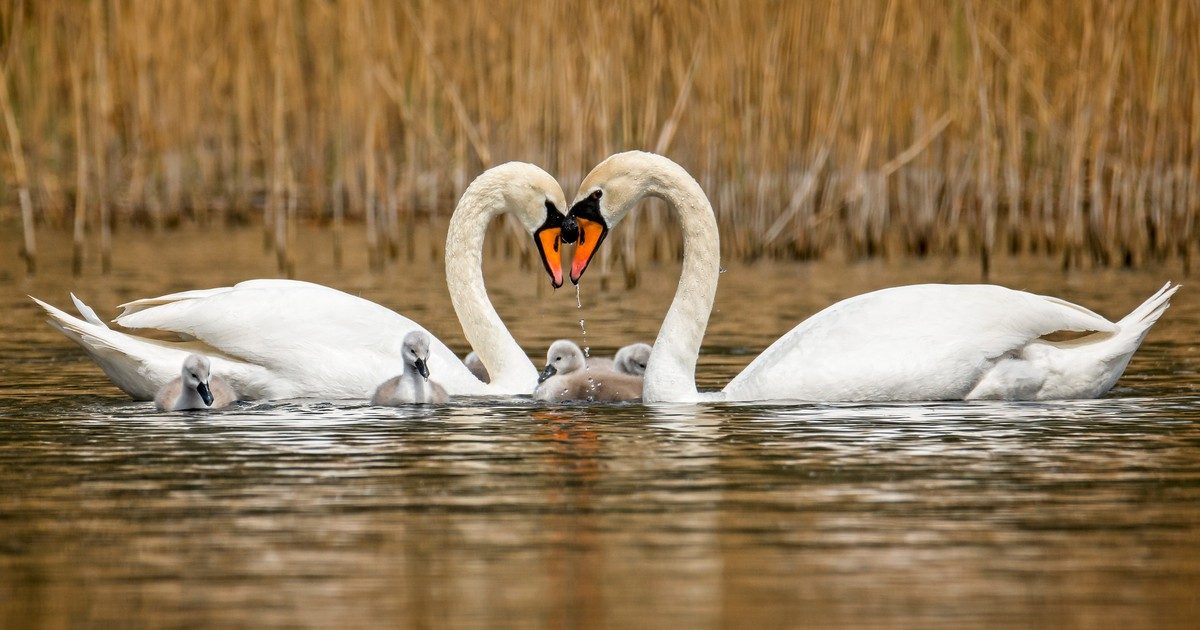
[0,0,1197,275]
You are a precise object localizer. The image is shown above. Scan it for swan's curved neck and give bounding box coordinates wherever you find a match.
[444,192,536,390]
[639,168,720,402]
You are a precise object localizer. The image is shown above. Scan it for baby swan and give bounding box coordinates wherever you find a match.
[534,339,642,403]
[373,331,449,405]
[463,340,628,381]
[463,351,490,384]
[613,343,652,376]
[155,354,238,411]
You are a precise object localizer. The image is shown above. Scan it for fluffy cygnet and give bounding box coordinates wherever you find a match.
[373,331,449,405]
[613,342,652,376]
[154,353,238,411]
[534,339,642,403]
[463,351,490,384]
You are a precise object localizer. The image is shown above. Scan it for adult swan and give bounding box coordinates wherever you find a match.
[33,162,570,400]
[564,151,1178,403]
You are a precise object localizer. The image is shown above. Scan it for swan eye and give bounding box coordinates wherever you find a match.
[590,190,602,201]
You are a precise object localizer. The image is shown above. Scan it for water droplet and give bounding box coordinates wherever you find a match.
[575,284,582,309]
[719,267,728,274]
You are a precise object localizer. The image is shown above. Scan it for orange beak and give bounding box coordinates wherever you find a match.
[534,226,564,288]
[569,217,607,284]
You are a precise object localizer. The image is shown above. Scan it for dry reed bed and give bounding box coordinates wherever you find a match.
[0,0,1197,275]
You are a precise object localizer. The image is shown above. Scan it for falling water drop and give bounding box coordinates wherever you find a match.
[577,287,588,366]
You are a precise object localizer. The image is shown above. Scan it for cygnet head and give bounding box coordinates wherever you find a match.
[458,162,569,288]
[565,151,698,283]
[403,331,432,379]
[614,343,652,376]
[538,339,586,384]
[181,354,215,406]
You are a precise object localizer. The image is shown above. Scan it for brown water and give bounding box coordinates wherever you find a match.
[2,224,1198,628]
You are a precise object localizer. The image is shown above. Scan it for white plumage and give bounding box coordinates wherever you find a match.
[34,280,485,400]
[32,162,568,401]
[569,151,1178,403]
[722,282,1177,402]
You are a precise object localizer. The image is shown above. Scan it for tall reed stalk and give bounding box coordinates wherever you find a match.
[0,62,35,274]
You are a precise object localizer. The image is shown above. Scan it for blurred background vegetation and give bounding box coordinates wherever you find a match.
[0,0,1197,276]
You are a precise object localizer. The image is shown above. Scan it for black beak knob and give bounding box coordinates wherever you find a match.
[560,216,579,244]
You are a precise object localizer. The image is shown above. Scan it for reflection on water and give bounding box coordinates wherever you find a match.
[1,225,1198,627]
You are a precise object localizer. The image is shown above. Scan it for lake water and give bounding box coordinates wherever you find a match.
[1,224,1198,627]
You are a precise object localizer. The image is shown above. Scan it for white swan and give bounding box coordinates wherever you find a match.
[564,151,1179,403]
[33,162,570,400]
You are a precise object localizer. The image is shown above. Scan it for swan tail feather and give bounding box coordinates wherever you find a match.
[70,293,107,328]
[31,295,176,400]
[1089,281,1178,362]
[1117,281,1179,335]
[1074,282,1179,396]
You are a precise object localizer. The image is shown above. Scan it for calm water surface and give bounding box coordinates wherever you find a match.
[1,225,1198,628]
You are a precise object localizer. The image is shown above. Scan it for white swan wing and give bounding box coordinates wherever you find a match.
[33,294,264,400]
[114,279,490,398]
[722,284,1117,402]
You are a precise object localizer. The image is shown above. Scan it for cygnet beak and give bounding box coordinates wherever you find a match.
[196,382,214,406]
[415,358,430,380]
[538,364,557,384]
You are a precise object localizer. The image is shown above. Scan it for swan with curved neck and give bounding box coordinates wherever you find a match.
[33,162,568,400]
[564,151,1178,403]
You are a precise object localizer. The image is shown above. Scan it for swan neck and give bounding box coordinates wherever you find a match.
[643,169,720,402]
[444,189,535,390]
[404,367,429,398]
[175,387,205,409]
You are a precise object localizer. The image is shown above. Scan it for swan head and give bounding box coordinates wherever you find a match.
[471,162,570,288]
[614,342,652,376]
[181,354,215,406]
[403,331,432,380]
[538,339,586,383]
[566,151,684,283]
